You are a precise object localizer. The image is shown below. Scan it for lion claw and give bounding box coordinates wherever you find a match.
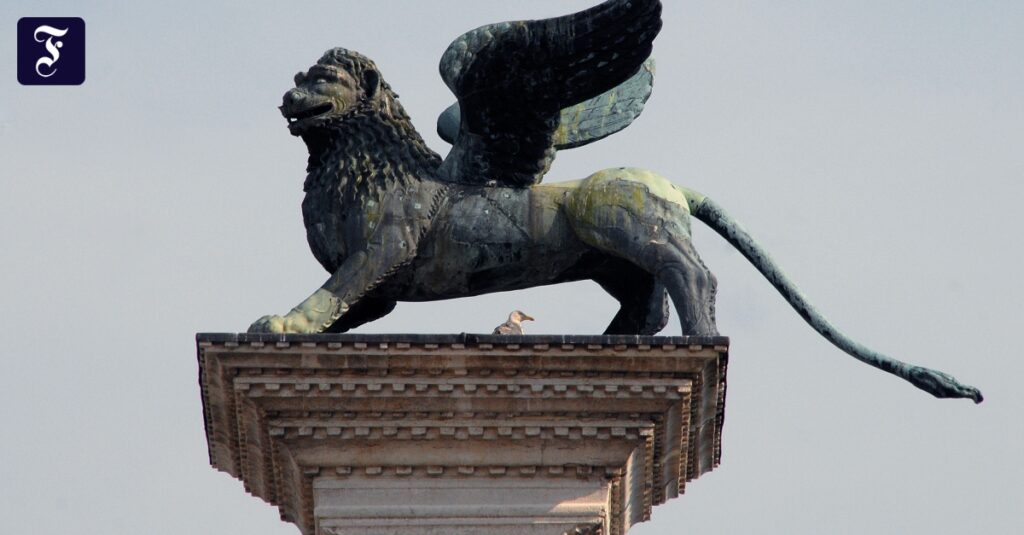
[248,315,286,334]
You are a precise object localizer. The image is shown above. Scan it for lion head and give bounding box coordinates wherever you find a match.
[281,48,390,136]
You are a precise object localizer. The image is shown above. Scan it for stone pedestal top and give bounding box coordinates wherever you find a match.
[198,333,728,535]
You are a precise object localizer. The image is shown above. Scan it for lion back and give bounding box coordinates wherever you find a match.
[564,167,694,252]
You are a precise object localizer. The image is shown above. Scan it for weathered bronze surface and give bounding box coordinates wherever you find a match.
[247,0,981,403]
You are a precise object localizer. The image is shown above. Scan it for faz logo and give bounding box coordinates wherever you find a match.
[17,17,85,85]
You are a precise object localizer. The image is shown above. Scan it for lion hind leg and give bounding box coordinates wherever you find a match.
[651,239,724,336]
[595,268,670,335]
[574,222,718,336]
[585,227,718,336]
[602,240,716,336]
[566,170,717,336]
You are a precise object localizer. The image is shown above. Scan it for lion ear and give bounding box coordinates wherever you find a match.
[362,68,381,99]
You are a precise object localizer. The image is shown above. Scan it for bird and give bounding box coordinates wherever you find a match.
[492,310,535,335]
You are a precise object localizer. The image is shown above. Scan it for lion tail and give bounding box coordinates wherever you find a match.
[686,191,983,403]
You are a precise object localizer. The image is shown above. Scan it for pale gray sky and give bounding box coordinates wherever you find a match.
[1,1,1021,533]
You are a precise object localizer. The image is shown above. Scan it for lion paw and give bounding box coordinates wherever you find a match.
[247,290,347,334]
[247,314,316,334]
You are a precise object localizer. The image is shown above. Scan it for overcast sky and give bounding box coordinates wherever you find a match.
[2,1,1022,533]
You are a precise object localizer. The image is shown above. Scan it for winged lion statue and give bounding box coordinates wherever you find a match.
[247,0,981,403]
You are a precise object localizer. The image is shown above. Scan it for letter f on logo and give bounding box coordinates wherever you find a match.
[33,25,69,78]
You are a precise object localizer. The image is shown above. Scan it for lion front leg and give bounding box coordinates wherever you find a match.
[247,243,412,334]
[248,288,348,334]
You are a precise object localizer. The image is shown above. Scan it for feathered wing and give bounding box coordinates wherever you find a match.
[437,0,662,187]
[437,58,657,151]
[492,322,521,335]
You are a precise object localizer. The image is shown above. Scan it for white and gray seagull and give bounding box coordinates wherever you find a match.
[492,310,535,335]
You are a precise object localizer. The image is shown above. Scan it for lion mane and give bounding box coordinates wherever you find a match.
[303,48,442,201]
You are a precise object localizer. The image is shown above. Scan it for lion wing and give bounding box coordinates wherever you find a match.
[437,58,656,151]
[437,0,662,187]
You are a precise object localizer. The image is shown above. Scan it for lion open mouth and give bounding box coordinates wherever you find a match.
[286,102,334,123]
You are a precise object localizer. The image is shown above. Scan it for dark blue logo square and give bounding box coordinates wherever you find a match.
[17,17,85,85]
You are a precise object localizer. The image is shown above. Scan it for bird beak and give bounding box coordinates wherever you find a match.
[522,314,535,322]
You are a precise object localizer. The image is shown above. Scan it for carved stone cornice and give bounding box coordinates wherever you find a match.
[198,333,728,535]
